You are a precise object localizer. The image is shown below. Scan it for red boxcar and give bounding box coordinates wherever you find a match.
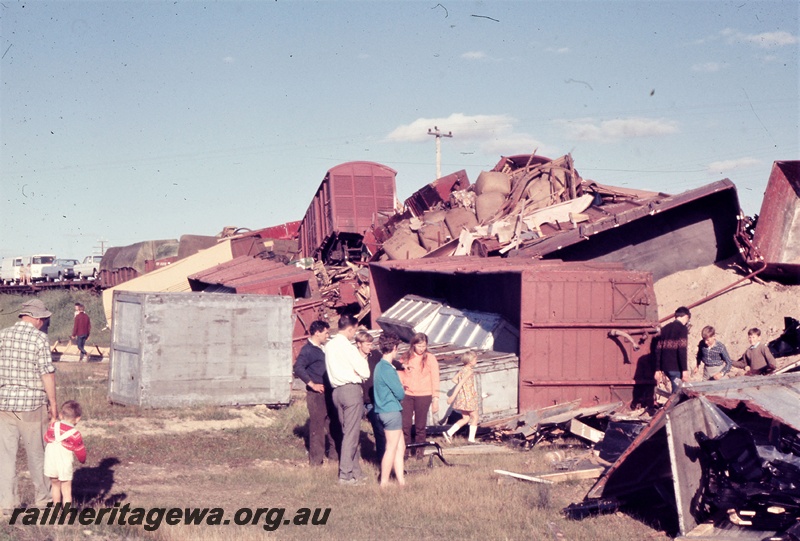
[370,257,659,412]
[299,161,397,263]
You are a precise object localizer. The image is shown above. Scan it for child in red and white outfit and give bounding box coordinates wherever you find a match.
[44,400,86,506]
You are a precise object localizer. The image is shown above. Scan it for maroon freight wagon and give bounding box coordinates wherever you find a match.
[299,161,397,264]
[744,160,800,283]
[369,257,660,412]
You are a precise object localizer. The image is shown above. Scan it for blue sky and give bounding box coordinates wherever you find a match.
[1,0,797,259]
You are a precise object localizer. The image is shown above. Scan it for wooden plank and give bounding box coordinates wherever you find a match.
[433,444,513,456]
[494,470,553,485]
[569,418,605,443]
[537,467,605,483]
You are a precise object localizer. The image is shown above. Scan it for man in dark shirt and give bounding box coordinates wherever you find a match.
[294,320,339,466]
[71,303,91,361]
[655,306,691,394]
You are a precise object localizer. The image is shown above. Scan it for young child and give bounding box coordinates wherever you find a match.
[695,326,733,381]
[443,351,480,444]
[44,400,87,506]
[734,328,777,375]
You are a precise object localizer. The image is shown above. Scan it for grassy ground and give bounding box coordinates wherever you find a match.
[0,290,110,347]
[1,363,668,541]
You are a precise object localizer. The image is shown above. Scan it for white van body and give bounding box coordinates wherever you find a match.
[29,254,56,282]
[0,257,23,284]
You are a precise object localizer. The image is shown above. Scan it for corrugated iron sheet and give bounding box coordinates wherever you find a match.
[681,372,800,431]
[188,256,313,296]
[376,294,519,352]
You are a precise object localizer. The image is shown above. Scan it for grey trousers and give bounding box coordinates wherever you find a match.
[332,383,364,481]
[0,406,52,509]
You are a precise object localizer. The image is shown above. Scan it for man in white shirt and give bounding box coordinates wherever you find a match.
[325,315,369,485]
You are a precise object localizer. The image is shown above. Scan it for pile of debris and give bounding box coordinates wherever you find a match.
[566,373,800,540]
[372,154,586,259]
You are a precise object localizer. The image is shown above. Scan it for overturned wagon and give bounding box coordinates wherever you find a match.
[370,258,659,412]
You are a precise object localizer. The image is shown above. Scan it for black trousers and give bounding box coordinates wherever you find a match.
[401,394,432,457]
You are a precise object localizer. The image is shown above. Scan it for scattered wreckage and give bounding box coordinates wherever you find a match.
[565,373,800,541]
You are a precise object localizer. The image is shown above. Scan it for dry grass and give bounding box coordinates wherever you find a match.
[1,363,668,541]
[0,290,110,347]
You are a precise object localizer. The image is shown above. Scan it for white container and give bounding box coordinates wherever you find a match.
[108,291,294,408]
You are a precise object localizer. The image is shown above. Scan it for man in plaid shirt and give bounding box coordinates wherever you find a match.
[0,299,58,515]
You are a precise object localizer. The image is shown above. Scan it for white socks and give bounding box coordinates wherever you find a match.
[468,424,477,443]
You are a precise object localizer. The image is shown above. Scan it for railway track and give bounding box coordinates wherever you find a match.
[0,279,98,294]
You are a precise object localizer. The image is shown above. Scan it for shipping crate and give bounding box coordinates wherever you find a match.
[108,291,293,407]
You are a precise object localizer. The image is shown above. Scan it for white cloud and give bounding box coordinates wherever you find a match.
[695,28,798,50]
[386,113,516,143]
[386,113,556,156]
[545,47,570,54]
[222,56,236,64]
[557,117,679,142]
[692,62,722,72]
[461,51,488,60]
[743,30,798,48]
[480,134,551,156]
[707,157,760,174]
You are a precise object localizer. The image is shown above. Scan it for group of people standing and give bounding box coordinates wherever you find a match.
[294,316,481,488]
[655,306,779,394]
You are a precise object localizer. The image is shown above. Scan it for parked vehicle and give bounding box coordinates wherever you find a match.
[29,254,56,283]
[74,255,103,279]
[41,258,80,281]
[0,257,23,285]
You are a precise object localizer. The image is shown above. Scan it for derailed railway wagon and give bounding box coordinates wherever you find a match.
[299,161,397,264]
[370,257,660,412]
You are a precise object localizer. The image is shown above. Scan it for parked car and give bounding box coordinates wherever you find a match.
[74,255,103,279]
[41,258,79,281]
[0,257,23,285]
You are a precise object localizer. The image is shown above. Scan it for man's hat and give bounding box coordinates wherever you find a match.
[19,298,52,319]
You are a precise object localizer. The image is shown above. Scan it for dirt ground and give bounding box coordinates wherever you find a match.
[654,257,800,376]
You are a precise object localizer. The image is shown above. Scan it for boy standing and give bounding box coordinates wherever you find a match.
[696,326,733,380]
[71,303,91,361]
[734,328,777,375]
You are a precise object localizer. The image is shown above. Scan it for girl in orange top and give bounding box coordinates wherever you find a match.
[398,333,440,459]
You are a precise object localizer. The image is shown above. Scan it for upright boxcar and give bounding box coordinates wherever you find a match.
[299,161,397,263]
